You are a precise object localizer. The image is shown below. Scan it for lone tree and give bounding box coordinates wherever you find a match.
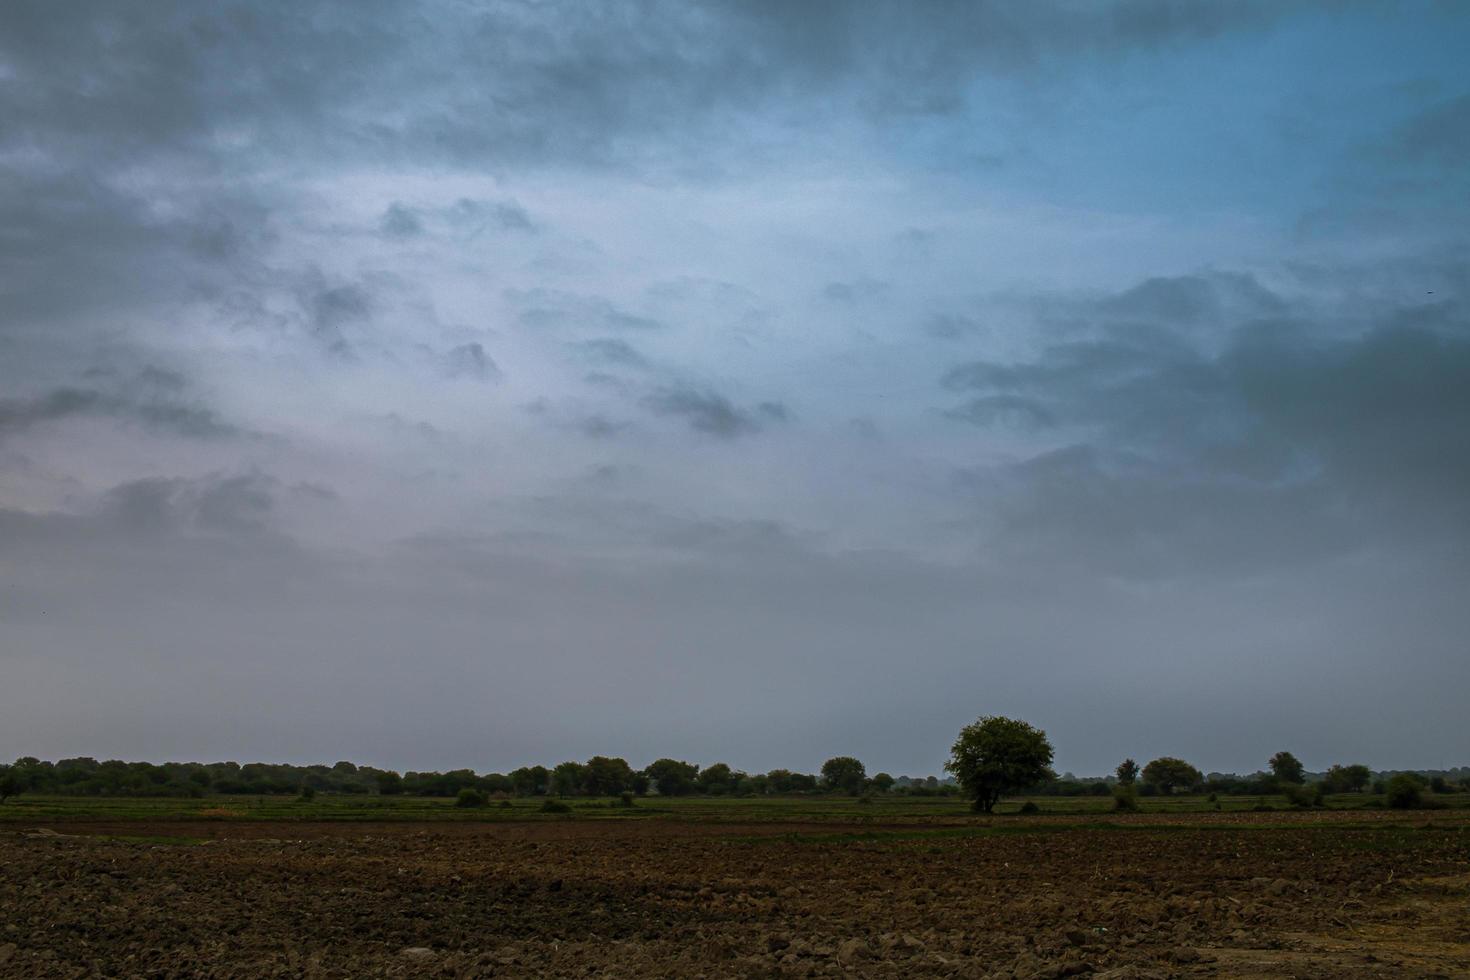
[945,716,1055,813]
[820,756,868,795]
[1269,751,1305,786]
[1141,757,1201,795]
[1116,758,1139,786]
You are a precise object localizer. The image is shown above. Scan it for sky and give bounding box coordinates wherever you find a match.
[2,1,1468,778]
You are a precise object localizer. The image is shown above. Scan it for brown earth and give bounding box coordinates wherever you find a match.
[3,816,1468,978]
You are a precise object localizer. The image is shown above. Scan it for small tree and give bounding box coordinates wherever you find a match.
[945,716,1055,813]
[1115,758,1139,786]
[871,772,895,793]
[820,756,868,795]
[1269,751,1305,786]
[455,788,488,808]
[1386,773,1423,809]
[1141,757,1201,795]
[1322,763,1371,794]
[375,771,403,796]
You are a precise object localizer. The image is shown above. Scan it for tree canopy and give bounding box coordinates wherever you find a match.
[1141,757,1201,795]
[945,716,1055,813]
[1269,751,1305,785]
[820,756,868,795]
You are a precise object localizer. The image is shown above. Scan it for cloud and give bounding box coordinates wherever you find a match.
[641,387,788,438]
[0,373,241,445]
[441,343,501,381]
[379,203,424,239]
[576,338,649,369]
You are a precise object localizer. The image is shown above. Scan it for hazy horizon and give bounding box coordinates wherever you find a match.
[3,1,1468,777]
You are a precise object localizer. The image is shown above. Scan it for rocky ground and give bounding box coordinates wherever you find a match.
[3,813,1467,978]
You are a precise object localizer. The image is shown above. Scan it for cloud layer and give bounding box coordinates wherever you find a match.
[2,1,1468,775]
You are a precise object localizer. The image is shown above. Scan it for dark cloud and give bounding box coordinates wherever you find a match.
[945,273,1470,578]
[448,198,536,234]
[0,375,240,444]
[441,343,500,381]
[576,338,649,368]
[642,387,787,438]
[379,203,423,239]
[513,290,664,333]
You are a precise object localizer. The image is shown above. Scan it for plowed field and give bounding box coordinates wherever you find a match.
[4,812,1468,978]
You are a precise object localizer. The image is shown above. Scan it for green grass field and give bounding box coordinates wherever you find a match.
[2,790,1465,824]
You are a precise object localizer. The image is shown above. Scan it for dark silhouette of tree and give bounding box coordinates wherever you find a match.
[1116,758,1139,786]
[1269,751,1305,785]
[644,758,699,796]
[945,716,1055,813]
[1141,757,1201,795]
[820,756,867,795]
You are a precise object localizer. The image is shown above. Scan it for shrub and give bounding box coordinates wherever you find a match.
[296,785,316,803]
[1386,774,1424,810]
[499,799,513,808]
[618,791,635,807]
[455,788,488,808]
[540,799,571,814]
[1018,800,1040,814]
[1282,783,1323,809]
[1112,785,1138,812]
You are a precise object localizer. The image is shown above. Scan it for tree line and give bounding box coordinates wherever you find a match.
[0,754,955,803]
[2,729,1465,807]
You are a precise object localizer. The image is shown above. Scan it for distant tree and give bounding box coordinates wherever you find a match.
[1269,751,1305,786]
[1322,763,1371,794]
[510,765,549,796]
[644,758,699,796]
[1116,758,1139,786]
[481,773,514,796]
[764,769,819,793]
[696,763,737,795]
[871,772,895,793]
[375,771,403,795]
[1386,773,1423,809]
[581,756,635,796]
[820,756,868,795]
[455,788,488,808]
[945,716,1055,814]
[1141,757,1201,795]
[551,761,585,797]
[1428,775,1449,794]
[0,765,23,804]
[332,761,358,775]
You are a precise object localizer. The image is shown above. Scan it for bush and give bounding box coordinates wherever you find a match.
[618,791,635,807]
[499,799,513,808]
[1386,774,1424,810]
[455,788,488,808]
[1112,785,1138,812]
[1282,783,1323,809]
[296,785,316,803]
[540,799,571,814]
[1018,801,1040,814]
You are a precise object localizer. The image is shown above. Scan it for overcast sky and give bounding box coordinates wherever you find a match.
[2,1,1468,777]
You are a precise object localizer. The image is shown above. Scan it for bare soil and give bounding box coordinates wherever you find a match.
[3,814,1467,978]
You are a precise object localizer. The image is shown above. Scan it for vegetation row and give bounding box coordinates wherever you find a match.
[3,717,1466,811]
